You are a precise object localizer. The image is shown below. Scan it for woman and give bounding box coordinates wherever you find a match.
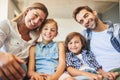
[0,2,48,80]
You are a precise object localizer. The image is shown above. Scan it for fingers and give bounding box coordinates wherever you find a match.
[30,75,44,80]
[7,61,24,79]
[0,59,26,80]
[13,55,25,64]
[92,74,103,80]
[106,72,116,80]
[2,64,16,80]
[12,57,26,78]
[115,72,120,77]
[0,68,8,80]
[97,74,103,80]
[0,53,26,80]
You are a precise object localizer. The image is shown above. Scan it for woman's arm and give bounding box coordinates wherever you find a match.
[0,20,27,80]
[50,42,66,80]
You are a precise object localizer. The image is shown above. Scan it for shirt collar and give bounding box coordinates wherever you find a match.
[104,21,114,34]
[39,41,54,48]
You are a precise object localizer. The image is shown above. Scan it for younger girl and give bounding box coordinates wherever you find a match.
[64,32,117,80]
[27,19,66,80]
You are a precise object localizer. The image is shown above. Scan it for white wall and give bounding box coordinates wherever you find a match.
[39,18,85,41]
[0,0,8,51]
[8,0,20,20]
[0,0,8,22]
[54,18,85,41]
[102,3,119,23]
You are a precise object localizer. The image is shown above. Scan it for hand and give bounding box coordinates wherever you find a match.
[0,52,26,80]
[29,72,49,80]
[46,75,53,80]
[92,74,102,80]
[87,73,102,80]
[103,72,119,80]
[29,72,46,80]
[100,70,119,80]
[30,75,44,80]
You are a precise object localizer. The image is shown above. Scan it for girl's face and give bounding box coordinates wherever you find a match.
[25,9,46,30]
[41,22,57,43]
[68,36,82,54]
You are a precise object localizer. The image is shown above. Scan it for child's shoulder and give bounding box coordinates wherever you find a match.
[54,41,65,49]
[55,41,64,45]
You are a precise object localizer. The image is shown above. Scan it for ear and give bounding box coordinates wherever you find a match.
[93,10,97,16]
[55,32,58,37]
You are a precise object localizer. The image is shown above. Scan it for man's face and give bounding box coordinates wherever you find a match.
[76,9,98,30]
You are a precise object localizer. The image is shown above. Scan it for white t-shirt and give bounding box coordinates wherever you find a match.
[91,29,120,71]
[76,54,96,71]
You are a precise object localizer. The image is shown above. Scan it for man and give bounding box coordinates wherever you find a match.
[73,6,120,80]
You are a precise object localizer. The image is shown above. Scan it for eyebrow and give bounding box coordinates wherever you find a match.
[78,12,88,22]
[84,13,88,17]
[34,11,44,20]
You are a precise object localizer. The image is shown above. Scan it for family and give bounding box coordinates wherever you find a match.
[0,2,120,80]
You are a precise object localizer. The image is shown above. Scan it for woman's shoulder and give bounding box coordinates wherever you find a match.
[0,19,10,25]
[0,19,12,33]
[0,19,17,27]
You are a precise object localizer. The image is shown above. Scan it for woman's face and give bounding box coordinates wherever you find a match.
[68,36,82,54]
[25,9,46,30]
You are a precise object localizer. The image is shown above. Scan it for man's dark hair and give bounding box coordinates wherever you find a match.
[73,6,93,21]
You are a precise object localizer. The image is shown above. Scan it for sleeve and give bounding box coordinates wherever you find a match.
[83,51,102,70]
[0,20,10,47]
[113,23,120,42]
[66,52,73,67]
[111,23,120,52]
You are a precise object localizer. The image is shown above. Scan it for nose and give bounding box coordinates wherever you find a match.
[72,43,76,47]
[47,29,51,33]
[33,17,40,24]
[84,18,88,24]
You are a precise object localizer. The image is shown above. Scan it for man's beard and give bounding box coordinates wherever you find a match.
[89,17,98,30]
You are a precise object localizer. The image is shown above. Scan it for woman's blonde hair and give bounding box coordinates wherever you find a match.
[12,2,48,23]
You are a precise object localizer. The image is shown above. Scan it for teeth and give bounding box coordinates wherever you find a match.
[45,34,51,37]
[46,35,50,37]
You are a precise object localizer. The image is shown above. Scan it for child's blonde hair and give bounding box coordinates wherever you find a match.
[40,18,58,32]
